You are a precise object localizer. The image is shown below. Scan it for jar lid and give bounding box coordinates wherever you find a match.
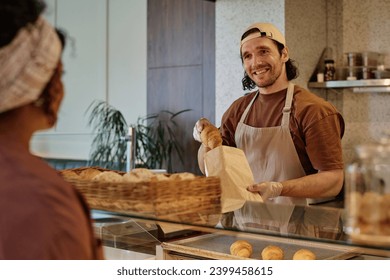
[324,59,334,63]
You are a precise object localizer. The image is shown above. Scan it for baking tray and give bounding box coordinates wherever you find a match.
[162,233,361,260]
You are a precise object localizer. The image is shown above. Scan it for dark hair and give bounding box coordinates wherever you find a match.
[240,30,299,91]
[39,28,66,117]
[0,0,46,47]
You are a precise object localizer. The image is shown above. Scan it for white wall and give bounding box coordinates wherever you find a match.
[31,0,147,160]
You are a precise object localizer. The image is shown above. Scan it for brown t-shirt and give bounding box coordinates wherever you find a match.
[0,139,103,260]
[220,85,345,175]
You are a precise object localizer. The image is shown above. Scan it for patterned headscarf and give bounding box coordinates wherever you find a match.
[0,16,61,113]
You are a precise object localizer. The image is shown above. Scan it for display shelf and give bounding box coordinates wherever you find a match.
[308,79,390,92]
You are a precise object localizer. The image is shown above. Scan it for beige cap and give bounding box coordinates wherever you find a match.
[240,22,286,47]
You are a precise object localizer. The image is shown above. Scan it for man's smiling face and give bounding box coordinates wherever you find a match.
[241,36,288,90]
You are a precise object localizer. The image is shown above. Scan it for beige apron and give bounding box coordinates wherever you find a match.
[233,83,307,233]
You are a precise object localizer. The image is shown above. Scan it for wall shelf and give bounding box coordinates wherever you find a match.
[308,79,390,92]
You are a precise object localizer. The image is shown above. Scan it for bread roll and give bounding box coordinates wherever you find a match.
[122,172,143,182]
[154,173,169,181]
[230,240,253,258]
[60,170,80,180]
[131,168,154,180]
[200,124,222,149]
[92,171,123,183]
[292,249,316,260]
[261,245,284,260]
[169,172,196,180]
[79,168,102,180]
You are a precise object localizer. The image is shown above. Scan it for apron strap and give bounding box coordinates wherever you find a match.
[238,91,259,124]
[281,83,294,127]
[239,83,294,126]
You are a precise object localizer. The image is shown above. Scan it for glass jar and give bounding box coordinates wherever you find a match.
[324,59,336,81]
[344,141,390,246]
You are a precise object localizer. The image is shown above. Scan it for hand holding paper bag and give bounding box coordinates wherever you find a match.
[196,120,263,213]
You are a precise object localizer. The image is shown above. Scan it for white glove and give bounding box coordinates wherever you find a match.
[193,124,202,142]
[247,181,283,200]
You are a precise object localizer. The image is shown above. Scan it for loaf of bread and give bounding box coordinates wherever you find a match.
[261,245,284,260]
[200,123,222,149]
[230,240,253,258]
[292,249,316,260]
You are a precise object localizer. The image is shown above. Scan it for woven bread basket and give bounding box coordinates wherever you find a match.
[59,167,222,226]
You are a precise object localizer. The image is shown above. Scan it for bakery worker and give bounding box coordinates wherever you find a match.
[194,23,344,206]
[0,0,103,259]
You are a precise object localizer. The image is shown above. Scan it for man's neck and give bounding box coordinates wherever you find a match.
[258,79,289,95]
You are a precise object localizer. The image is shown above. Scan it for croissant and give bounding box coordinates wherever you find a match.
[196,118,211,131]
[261,245,284,260]
[292,249,316,260]
[230,240,253,258]
[200,124,222,149]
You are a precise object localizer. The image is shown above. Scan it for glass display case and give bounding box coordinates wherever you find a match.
[61,166,390,260]
[90,200,390,260]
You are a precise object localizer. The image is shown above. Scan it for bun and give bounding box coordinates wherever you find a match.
[261,245,284,260]
[60,170,80,180]
[79,168,102,180]
[131,168,155,180]
[293,249,316,260]
[169,172,196,180]
[122,172,143,182]
[230,240,253,258]
[153,174,169,181]
[92,171,123,182]
[200,124,222,149]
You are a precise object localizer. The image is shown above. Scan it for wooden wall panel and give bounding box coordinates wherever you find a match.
[148,0,215,174]
[202,0,216,123]
[148,66,203,173]
[148,0,203,68]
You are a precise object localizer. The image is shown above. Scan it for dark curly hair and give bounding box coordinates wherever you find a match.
[0,0,46,47]
[240,28,299,91]
[39,29,66,116]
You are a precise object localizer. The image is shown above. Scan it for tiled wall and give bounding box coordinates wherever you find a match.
[216,0,390,166]
[340,0,390,164]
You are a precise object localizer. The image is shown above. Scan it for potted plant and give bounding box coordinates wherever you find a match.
[86,100,189,172]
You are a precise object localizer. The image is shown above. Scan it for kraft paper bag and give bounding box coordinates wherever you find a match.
[204,146,263,213]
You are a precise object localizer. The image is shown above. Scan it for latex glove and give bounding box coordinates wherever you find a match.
[192,118,211,143]
[193,124,202,142]
[247,182,283,200]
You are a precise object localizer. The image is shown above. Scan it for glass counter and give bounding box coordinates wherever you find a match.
[90,200,390,260]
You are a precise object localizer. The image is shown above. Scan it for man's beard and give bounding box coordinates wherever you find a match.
[254,70,282,88]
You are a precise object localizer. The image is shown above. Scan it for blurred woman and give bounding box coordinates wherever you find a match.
[0,0,103,259]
